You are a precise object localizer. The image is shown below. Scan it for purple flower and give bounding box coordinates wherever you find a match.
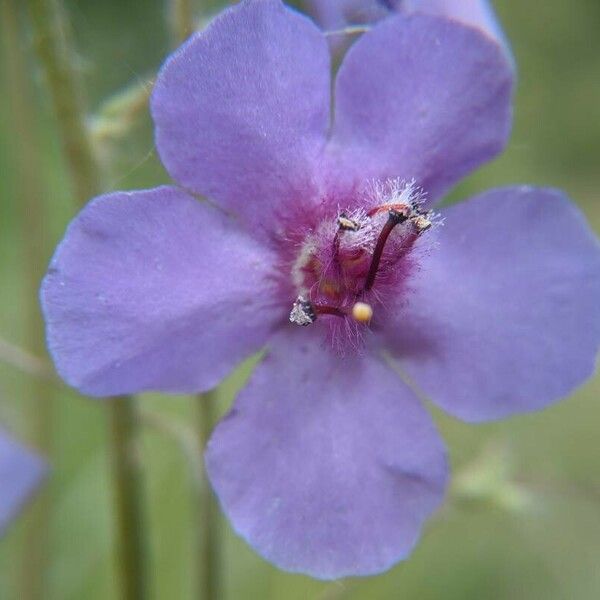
[0,428,47,535]
[41,0,600,579]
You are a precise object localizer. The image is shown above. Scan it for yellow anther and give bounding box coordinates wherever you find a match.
[352,302,373,323]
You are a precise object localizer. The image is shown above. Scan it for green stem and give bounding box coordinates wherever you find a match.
[0,337,55,381]
[109,398,148,600]
[1,2,54,598]
[195,391,221,600]
[24,1,148,598]
[26,0,102,202]
[168,0,194,47]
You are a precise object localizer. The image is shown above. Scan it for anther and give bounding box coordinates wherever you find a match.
[352,302,373,323]
[411,214,432,233]
[289,296,316,326]
[337,213,361,232]
[388,208,410,225]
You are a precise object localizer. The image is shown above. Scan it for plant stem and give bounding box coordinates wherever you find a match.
[0,337,55,381]
[26,0,102,202]
[90,76,154,146]
[1,2,54,598]
[194,391,221,600]
[168,0,194,47]
[24,1,148,598]
[109,398,148,600]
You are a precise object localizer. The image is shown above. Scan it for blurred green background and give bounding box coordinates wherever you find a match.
[1,0,599,598]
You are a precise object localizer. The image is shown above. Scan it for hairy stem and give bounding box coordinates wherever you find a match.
[25,1,148,598]
[194,391,221,600]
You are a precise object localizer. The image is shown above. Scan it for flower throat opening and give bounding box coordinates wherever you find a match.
[288,180,435,328]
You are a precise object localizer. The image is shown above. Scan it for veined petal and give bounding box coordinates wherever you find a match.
[206,330,448,579]
[151,0,330,236]
[41,187,283,397]
[327,14,513,203]
[385,187,600,422]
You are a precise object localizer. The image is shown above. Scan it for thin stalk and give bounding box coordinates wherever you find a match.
[0,337,55,381]
[24,1,148,598]
[194,391,221,600]
[168,0,194,47]
[26,0,102,201]
[109,398,148,600]
[90,76,154,147]
[1,2,54,597]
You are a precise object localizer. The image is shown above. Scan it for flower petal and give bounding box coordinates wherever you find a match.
[206,330,448,579]
[328,14,513,203]
[384,187,600,422]
[151,0,330,234]
[403,0,510,53]
[310,0,510,57]
[0,430,47,535]
[41,187,282,397]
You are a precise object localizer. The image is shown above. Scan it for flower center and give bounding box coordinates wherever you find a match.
[288,180,434,328]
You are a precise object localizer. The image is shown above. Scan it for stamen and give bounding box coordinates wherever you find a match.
[313,303,346,318]
[289,296,346,326]
[363,210,408,291]
[337,213,361,232]
[352,302,373,323]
